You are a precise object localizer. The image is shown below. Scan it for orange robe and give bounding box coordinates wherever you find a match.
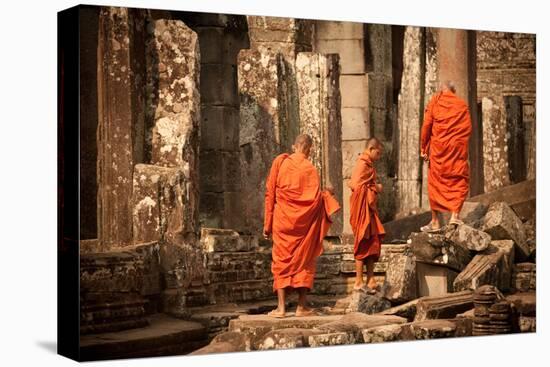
[349,153,385,261]
[264,152,340,291]
[421,90,472,213]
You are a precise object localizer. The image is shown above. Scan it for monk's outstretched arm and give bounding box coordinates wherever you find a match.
[421,97,435,155]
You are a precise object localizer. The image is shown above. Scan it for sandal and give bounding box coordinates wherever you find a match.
[267,309,286,318]
[449,218,464,226]
[420,222,443,233]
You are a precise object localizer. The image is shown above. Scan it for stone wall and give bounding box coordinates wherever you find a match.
[477,31,536,182]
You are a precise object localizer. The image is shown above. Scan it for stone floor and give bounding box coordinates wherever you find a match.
[79,314,208,361]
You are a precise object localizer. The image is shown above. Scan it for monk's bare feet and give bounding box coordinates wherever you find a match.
[353,281,365,291]
[295,306,316,317]
[267,308,286,318]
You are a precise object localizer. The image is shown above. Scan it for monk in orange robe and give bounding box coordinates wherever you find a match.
[420,81,472,231]
[348,137,385,293]
[263,134,340,317]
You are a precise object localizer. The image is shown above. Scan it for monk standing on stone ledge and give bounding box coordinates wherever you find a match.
[420,81,472,232]
[263,134,340,318]
[349,137,385,293]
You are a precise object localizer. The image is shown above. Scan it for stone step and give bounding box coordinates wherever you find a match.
[79,314,208,361]
[414,290,474,322]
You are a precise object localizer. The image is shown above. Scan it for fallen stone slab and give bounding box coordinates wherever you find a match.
[308,332,352,347]
[228,314,341,348]
[362,324,403,343]
[383,252,418,303]
[314,312,407,343]
[257,328,322,350]
[414,290,474,322]
[445,224,491,252]
[453,240,515,292]
[190,331,248,355]
[409,319,458,339]
[379,299,419,322]
[409,232,472,272]
[480,201,530,260]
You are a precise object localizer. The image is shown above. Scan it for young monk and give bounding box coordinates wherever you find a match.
[263,134,340,318]
[348,137,386,293]
[420,81,472,232]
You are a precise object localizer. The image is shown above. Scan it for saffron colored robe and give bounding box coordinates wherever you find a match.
[421,90,472,213]
[349,153,385,261]
[264,153,341,291]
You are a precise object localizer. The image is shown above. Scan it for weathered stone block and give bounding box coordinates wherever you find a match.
[362,324,403,343]
[308,332,352,347]
[414,291,474,322]
[408,232,472,272]
[512,262,536,292]
[344,291,392,314]
[459,201,489,226]
[341,107,369,140]
[315,39,365,74]
[480,201,529,260]
[80,252,144,293]
[132,164,198,246]
[446,224,491,252]
[340,74,368,108]
[160,242,205,289]
[453,240,514,292]
[383,253,418,303]
[416,262,458,297]
[200,63,239,107]
[146,19,200,168]
[257,328,320,350]
[315,313,407,343]
[410,319,457,339]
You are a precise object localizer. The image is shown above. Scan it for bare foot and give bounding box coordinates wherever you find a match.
[295,306,316,317]
[267,308,286,318]
[353,282,365,291]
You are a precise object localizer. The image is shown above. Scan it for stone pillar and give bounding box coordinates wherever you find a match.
[504,96,526,183]
[396,26,424,215]
[314,20,368,235]
[296,52,344,235]
[481,96,511,192]
[421,28,439,210]
[437,29,482,196]
[183,15,249,231]
[97,7,139,249]
[238,49,284,234]
[247,15,314,151]
[366,24,397,222]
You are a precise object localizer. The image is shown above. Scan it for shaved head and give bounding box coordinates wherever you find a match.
[294,134,313,150]
[366,137,382,150]
[440,80,456,93]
